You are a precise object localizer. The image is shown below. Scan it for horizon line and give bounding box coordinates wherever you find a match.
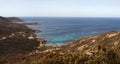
[3,16,120,18]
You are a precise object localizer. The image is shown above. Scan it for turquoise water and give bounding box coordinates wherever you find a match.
[22,17,120,45]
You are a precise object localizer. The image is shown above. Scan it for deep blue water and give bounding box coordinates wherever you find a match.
[21,17,120,45]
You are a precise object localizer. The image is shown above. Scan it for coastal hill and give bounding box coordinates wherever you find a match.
[0,17,30,39]
[62,31,120,52]
[8,17,24,22]
[0,16,120,64]
[0,16,10,23]
[0,16,40,37]
[0,16,46,64]
[0,16,23,23]
[27,31,120,64]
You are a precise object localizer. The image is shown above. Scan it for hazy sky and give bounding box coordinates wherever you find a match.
[0,0,120,17]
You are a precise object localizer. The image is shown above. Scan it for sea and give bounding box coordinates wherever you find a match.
[21,17,120,46]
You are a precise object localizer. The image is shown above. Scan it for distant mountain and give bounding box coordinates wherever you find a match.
[0,16,10,23]
[0,16,33,35]
[8,17,24,22]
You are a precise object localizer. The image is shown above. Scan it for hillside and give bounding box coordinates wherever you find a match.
[28,31,120,64]
[8,17,24,22]
[62,31,120,52]
[0,16,46,64]
[0,16,120,64]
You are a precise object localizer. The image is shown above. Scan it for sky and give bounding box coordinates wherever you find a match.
[0,0,120,17]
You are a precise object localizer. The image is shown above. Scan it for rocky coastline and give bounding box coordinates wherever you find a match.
[0,16,120,64]
[0,16,47,63]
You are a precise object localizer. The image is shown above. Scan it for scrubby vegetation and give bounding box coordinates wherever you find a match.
[30,46,120,64]
[1,45,120,64]
[0,16,120,64]
[0,16,46,64]
[27,32,120,64]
